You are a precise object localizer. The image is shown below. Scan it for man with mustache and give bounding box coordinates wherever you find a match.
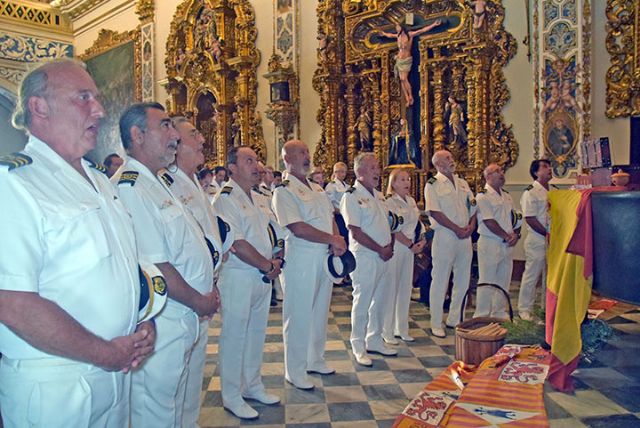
[272,140,346,389]
[115,103,219,427]
[0,59,154,427]
[163,116,228,426]
[424,150,476,338]
[474,163,519,319]
[213,146,282,419]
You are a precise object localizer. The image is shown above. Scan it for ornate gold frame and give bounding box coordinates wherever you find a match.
[164,0,265,164]
[79,28,142,101]
[314,0,517,197]
[606,0,640,118]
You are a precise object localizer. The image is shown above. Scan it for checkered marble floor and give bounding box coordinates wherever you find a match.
[199,284,640,428]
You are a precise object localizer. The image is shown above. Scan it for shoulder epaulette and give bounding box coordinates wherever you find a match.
[118,171,139,186]
[427,176,437,185]
[276,179,289,188]
[525,184,534,191]
[551,184,559,189]
[159,171,174,187]
[251,185,265,195]
[502,188,509,194]
[385,193,393,199]
[86,159,107,174]
[0,153,32,171]
[346,187,356,194]
[220,185,233,195]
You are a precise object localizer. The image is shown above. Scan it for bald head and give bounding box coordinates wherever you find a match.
[484,163,505,190]
[282,139,311,175]
[431,150,455,175]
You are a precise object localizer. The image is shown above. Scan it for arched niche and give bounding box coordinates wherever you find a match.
[165,0,266,164]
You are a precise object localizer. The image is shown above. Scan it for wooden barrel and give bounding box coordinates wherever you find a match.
[455,317,507,365]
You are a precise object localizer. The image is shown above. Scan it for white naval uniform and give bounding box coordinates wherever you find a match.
[383,194,422,339]
[0,136,139,428]
[116,158,215,428]
[272,174,335,384]
[325,178,350,210]
[518,180,549,315]
[424,172,475,329]
[340,181,393,354]
[166,167,225,428]
[212,179,273,409]
[254,185,285,299]
[475,184,515,319]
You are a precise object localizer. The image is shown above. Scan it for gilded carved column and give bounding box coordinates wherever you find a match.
[345,67,358,164]
[430,55,446,150]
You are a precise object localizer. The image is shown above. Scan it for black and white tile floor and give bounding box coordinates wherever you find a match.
[199,284,640,428]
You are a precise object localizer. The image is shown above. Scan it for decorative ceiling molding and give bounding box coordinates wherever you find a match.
[0,0,72,35]
[51,0,133,21]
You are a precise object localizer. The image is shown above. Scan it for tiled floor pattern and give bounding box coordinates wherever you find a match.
[199,284,640,427]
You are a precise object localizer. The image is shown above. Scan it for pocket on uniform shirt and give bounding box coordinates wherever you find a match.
[45,204,112,270]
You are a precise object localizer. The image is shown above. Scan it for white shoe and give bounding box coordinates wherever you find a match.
[366,345,398,356]
[431,327,446,338]
[399,335,415,342]
[286,377,314,390]
[243,390,280,405]
[383,336,399,345]
[224,401,259,420]
[519,311,534,321]
[354,352,373,366]
[307,364,336,375]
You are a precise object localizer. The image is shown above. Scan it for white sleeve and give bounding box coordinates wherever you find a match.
[340,192,362,228]
[424,182,441,212]
[521,191,536,217]
[213,195,245,242]
[117,185,168,264]
[272,188,304,227]
[476,193,495,221]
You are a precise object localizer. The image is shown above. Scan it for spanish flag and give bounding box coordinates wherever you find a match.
[545,190,592,392]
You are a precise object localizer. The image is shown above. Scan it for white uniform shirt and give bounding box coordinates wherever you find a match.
[386,193,422,243]
[424,172,476,231]
[520,180,548,240]
[341,181,392,255]
[116,158,214,297]
[213,179,272,270]
[166,168,225,264]
[0,136,139,359]
[325,179,350,210]
[253,186,288,247]
[477,184,514,240]
[272,174,334,251]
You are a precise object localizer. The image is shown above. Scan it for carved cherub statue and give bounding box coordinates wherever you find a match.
[211,37,223,63]
[317,32,328,62]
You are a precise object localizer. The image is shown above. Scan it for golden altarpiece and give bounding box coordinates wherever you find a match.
[164,0,265,164]
[313,0,518,198]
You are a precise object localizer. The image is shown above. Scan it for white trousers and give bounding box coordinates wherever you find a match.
[182,318,209,428]
[429,230,472,328]
[518,234,546,313]
[281,245,333,383]
[383,245,414,338]
[131,304,198,428]
[475,236,514,319]
[218,267,271,407]
[0,357,129,428]
[350,251,392,354]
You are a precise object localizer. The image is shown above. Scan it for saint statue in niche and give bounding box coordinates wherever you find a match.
[388,119,418,167]
[356,109,372,151]
[445,96,467,147]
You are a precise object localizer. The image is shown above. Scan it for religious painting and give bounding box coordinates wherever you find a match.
[80,29,141,164]
[544,111,577,176]
[270,81,290,102]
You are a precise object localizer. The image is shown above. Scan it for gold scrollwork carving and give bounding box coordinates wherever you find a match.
[314,0,517,196]
[605,0,640,117]
[165,0,265,164]
[136,0,155,22]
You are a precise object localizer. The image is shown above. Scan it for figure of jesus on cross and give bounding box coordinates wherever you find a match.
[378,18,444,106]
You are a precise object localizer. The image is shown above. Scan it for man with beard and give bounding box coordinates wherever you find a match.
[115,103,219,427]
[424,150,476,338]
[213,146,282,419]
[163,116,228,426]
[518,159,553,321]
[474,163,519,319]
[341,152,397,366]
[272,140,346,389]
[0,59,154,428]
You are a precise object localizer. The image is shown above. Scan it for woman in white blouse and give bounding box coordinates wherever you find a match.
[382,169,426,343]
